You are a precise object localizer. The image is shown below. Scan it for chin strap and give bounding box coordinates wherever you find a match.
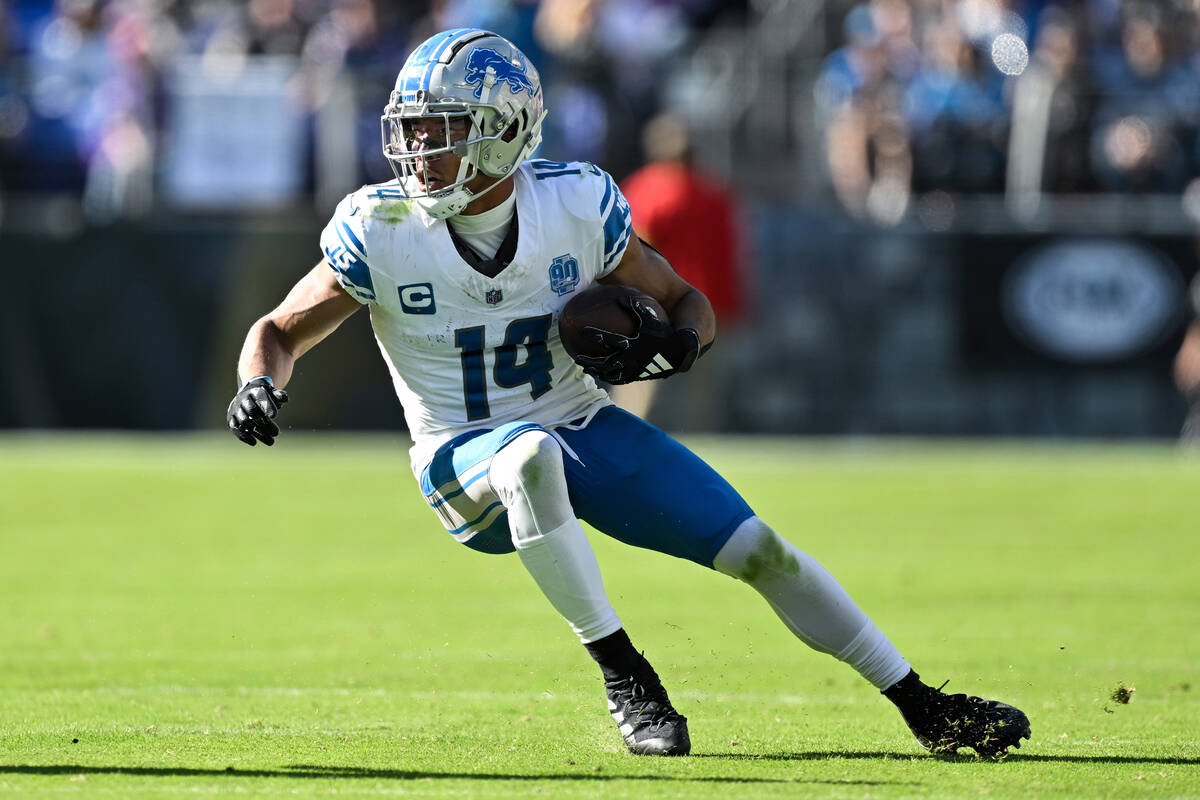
[422,170,517,219]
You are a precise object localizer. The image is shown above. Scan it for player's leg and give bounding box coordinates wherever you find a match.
[713,520,910,694]
[711,516,910,689]
[419,422,688,755]
[714,519,1030,755]
[488,429,620,643]
[488,428,690,756]
[559,407,907,684]
[559,407,1030,756]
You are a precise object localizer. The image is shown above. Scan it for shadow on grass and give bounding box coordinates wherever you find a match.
[0,764,912,786]
[692,751,1200,766]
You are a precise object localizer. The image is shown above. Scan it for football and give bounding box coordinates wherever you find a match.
[557,284,667,360]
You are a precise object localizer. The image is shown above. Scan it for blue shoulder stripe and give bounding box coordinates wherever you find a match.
[599,172,615,216]
[602,196,631,263]
[339,220,366,259]
[604,225,632,270]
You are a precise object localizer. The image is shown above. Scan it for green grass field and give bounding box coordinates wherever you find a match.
[2,434,1198,799]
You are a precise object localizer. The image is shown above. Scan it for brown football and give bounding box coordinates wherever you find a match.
[557,284,668,360]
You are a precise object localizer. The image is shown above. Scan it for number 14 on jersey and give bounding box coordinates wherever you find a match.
[454,314,554,420]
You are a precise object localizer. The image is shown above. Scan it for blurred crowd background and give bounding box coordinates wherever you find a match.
[1,0,1199,438]
[0,0,756,216]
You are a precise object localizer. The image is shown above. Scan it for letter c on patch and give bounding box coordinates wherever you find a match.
[398,283,436,314]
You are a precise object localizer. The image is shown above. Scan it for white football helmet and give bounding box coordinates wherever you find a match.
[381,28,547,218]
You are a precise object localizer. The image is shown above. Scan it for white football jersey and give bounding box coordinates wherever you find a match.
[319,159,633,471]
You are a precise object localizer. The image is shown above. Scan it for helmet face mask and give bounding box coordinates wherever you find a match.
[383,106,482,197]
[381,29,546,218]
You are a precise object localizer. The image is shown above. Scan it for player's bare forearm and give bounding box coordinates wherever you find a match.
[237,261,362,388]
[664,287,716,348]
[600,234,716,347]
[238,317,300,388]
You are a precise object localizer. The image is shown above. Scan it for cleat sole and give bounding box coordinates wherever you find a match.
[626,738,691,756]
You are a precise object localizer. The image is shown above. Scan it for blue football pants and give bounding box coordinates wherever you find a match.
[419,406,755,568]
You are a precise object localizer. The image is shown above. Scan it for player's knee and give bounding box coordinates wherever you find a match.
[489,430,565,501]
[713,517,799,584]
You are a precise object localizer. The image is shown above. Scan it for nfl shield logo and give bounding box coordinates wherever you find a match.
[486,289,503,305]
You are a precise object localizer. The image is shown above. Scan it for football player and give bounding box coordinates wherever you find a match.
[228,28,1030,758]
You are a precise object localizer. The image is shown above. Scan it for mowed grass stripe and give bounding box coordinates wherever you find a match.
[1,434,1198,799]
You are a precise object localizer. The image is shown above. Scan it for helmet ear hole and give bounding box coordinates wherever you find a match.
[501,109,526,143]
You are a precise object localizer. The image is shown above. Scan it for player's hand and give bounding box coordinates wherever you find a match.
[573,296,700,384]
[227,377,289,446]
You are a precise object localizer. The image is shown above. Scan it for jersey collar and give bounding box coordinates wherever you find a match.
[446,208,519,279]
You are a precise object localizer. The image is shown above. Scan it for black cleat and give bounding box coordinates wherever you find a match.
[885,671,1031,758]
[604,661,691,756]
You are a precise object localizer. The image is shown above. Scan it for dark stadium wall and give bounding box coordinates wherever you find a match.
[0,218,401,433]
[0,212,1193,437]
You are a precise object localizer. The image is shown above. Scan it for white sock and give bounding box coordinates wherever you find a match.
[490,431,622,643]
[713,516,910,689]
[514,519,623,643]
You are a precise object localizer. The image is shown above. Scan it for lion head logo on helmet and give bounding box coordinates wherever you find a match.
[462,48,536,99]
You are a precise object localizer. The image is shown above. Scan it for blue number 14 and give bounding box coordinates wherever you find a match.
[454,315,553,421]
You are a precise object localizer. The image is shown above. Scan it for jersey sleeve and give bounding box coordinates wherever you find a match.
[319,193,377,304]
[594,166,634,279]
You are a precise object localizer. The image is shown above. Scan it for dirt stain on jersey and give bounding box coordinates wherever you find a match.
[366,197,416,224]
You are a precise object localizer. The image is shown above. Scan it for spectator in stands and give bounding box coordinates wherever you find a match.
[203,0,312,58]
[814,4,891,119]
[534,0,683,174]
[4,0,1200,212]
[0,0,27,196]
[81,2,160,221]
[903,18,1007,193]
[871,0,920,84]
[25,0,155,217]
[1088,8,1199,193]
[531,0,614,165]
[0,0,16,65]
[1175,271,1200,442]
[1006,8,1091,214]
[303,0,414,185]
[615,112,747,429]
[814,3,913,225]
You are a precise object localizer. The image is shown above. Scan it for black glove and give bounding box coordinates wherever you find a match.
[227,377,289,446]
[573,295,701,385]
